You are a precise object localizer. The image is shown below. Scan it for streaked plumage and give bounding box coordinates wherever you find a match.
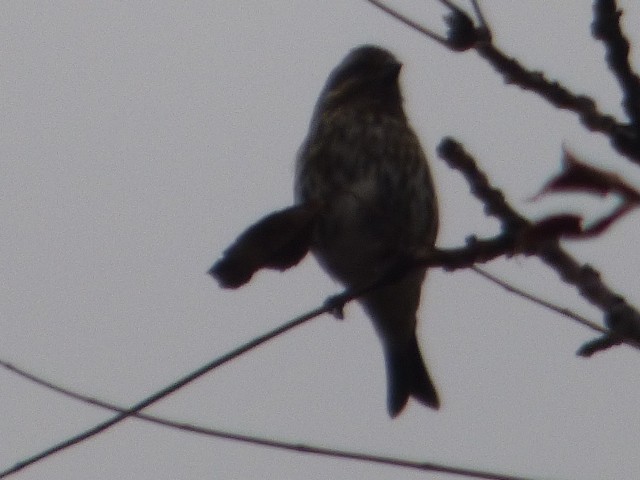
[295,45,440,416]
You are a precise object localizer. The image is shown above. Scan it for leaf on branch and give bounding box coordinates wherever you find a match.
[533,148,640,201]
[526,202,638,241]
[526,148,640,240]
[209,203,320,289]
[581,203,637,236]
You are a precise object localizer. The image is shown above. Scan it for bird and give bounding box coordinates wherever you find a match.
[294,45,440,417]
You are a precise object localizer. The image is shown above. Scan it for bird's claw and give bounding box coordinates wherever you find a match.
[324,294,346,320]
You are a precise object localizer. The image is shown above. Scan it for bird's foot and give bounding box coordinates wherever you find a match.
[324,294,346,320]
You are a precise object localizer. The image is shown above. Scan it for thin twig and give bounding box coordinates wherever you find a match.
[592,0,640,127]
[474,43,638,159]
[364,0,640,160]
[470,0,488,30]
[0,359,550,480]
[0,306,326,478]
[364,0,450,46]
[438,137,640,353]
[471,266,607,334]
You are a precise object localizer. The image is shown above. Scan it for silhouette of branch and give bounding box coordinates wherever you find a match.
[365,0,488,51]
[474,43,639,160]
[592,0,640,127]
[0,359,553,480]
[365,0,640,161]
[10,137,638,476]
[5,4,638,479]
[0,306,326,478]
[437,137,640,354]
[364,0,449,47]
[471,266,608,336]
[210,136,640,357]
[437,137,528,230]
[472,268,640,358]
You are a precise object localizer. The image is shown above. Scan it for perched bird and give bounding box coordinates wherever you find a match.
[295,45,440,417]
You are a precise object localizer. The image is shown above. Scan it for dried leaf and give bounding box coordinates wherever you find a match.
[526,203,638,242]
[534,148,640,202]
[582,203,637,237]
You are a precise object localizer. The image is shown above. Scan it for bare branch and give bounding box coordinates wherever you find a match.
[0,306,325,478]
[365,1,640,161]
[364,0,487,51]
[474,43,639,161]
[471,266,608,336]
[437,137,640,354]
[0,358,556,480]
[592,0,640,127]
[364,0,450,47]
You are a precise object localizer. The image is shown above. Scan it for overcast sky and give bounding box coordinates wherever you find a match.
[2,2,640,479]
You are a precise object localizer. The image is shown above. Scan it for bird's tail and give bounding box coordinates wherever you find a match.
[385,333,440,417]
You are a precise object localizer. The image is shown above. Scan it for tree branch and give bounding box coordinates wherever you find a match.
[365,0,640,162]
[592,0,640,127]
[437,137,640,355]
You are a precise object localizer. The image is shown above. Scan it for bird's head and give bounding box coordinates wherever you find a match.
[320,45,404,111]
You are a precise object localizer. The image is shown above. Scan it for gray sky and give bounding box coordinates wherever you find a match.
[2,1,640,479]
